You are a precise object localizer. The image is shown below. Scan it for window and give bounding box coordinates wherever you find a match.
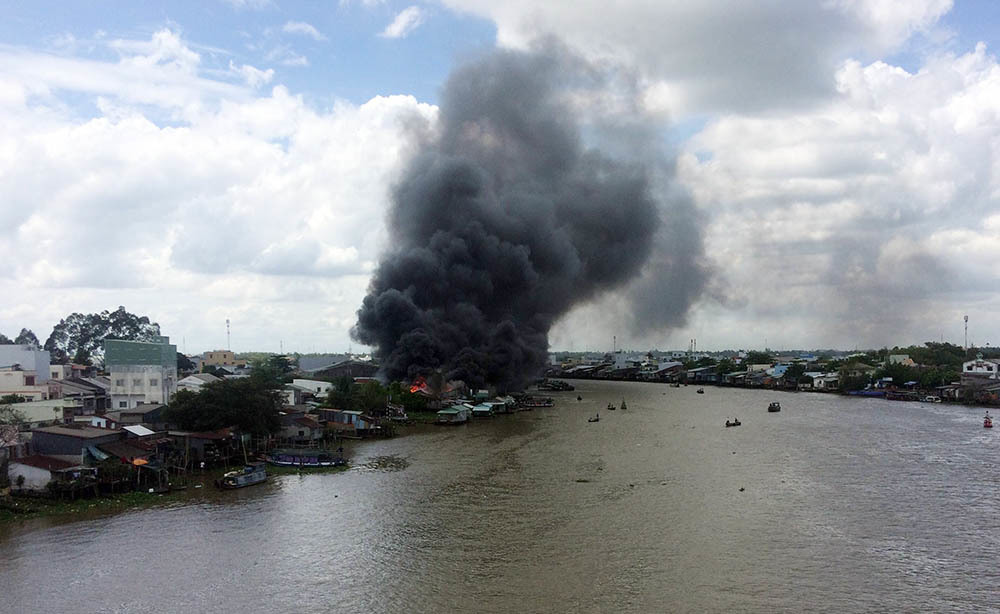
[988,366,994,372]
[298,430,305,437]
[115,379,125,387]
[149,379,158,387]
[133,379,142,387]
[968,366,973,371]
[119,401,128,408]
[25,376,35,386]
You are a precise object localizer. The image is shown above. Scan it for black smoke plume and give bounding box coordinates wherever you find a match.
[353,45,703,391]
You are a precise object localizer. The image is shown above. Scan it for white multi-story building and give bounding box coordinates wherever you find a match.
[105,337,177,410]
[0,345,51,400]
[962,353,1000,380]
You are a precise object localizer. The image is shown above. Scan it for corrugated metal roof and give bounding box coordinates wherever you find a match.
[123,425,155,437]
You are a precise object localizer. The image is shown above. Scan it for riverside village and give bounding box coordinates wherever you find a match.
[2,316,998,519]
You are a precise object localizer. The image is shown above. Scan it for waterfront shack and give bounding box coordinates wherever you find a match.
[7,455,81,491]
[436,405,471,425]
[471,403,494,418]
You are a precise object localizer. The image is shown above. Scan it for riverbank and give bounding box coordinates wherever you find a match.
[0,461,352,524]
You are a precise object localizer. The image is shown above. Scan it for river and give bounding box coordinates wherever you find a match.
[2,380,998,613]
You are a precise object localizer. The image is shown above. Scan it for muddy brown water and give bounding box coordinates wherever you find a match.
[2,380,998,613]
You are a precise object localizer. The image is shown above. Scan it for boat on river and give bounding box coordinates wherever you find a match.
[588,415,600,423]
[696,388,704,394]
[725,418,741,427]
[607,402,616,411]
[985,414,993,428]
[267,448,346,467]
[620,399,627,410]
[768,402,781,412]
[216,462,267,489]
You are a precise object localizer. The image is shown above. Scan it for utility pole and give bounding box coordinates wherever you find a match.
[226,318,231,351]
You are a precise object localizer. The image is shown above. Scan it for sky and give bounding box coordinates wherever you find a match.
[2,0,1000,355]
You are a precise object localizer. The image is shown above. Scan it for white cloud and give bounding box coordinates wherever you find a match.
[380,6,425,39]
[0,30,437,353]
[282,21,327,41]
[229,60,274,88]
[439,0,952,116]
[265,44,309,67]
[220,0,272,9]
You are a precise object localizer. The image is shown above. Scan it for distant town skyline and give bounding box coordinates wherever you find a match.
[3,1,1000,354]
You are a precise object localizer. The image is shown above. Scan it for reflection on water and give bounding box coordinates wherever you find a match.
[2,381,999,613]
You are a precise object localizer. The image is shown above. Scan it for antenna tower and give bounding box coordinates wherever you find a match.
[965,315,969,351]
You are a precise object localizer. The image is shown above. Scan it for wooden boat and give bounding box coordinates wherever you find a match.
[588,415,600,423]
[696,388,704,394]
[768,402,781,412]
[607,403,616,411]
[216,462,267,489]
[620,399,627,410]
[267,448,346,468]
[985,415,993,428]
[725,419,741,427]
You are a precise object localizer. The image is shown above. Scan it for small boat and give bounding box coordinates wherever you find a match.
[923,395,942,403]
[725,419,741,427]
[671,383,681,388]
[607,403,617,411]
[985,414,993,428]
[768,402,781,412]
[588,415,600,423]
[577,395,582,401]
[620,399,627,410]
[215,462,267,489]
[696,388,704,394]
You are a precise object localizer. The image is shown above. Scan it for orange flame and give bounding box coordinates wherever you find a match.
[410,376,427,393]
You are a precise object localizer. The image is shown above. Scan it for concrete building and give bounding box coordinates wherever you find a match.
[0,344,51,400]
[30,424,123,463]
[201,350,247,369]
[105,337,177,410]
[176,372,221,393]
[962,354,1000,380]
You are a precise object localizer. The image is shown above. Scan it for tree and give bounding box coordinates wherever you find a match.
[0,394,26,405]
[44,306,161,364]
[249,355,294,388]
[0,333,13,345]
[1,404,27,487]
[163,379,282,435]
[324,376,355,409]
[177,353,196,372]
[744,351,774,366]
[14,328,39,347]
[355,380,387,414]
[784,363,806,386]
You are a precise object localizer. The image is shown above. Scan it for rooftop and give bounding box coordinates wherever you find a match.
[32,424,121,439]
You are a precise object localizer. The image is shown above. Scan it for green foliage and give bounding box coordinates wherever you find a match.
[14,328,39,346]
[716,358,738,375]
[177,353,196,372]
[249,354,294,388]
[163,379,282,435]
[355,380,387,414]
[324,376,354,409]
[0,333,12,344]
[744,351,773,366]
[0,404,27,424]
[387,381,429,412]
[0,394,26,405]
[44,306,161,365]
[784,363,806,383]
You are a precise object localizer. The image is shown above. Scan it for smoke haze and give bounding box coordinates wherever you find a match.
[353,44,708,390]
